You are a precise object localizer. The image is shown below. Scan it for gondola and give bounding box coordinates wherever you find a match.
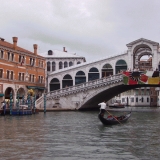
[98,112,131,125]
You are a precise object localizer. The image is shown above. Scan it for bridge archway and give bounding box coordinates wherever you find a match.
[133,44,152,70]
[75,71,86,85]
[102,63,113,77]
[88,67,99,81]
[115,60,127,74]
[62,74,73,88]
[79,84,160,110]
[50,78,60,91]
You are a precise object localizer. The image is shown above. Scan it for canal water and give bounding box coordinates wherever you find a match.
[0,108,160,160]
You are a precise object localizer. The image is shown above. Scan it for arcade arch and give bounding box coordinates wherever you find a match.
[50,78,60,91]
[62,74,73,88]
[4,87,14,101]
[102,63,113,77]
[88,67,99,81]
[115,60,127,74]
[75,71,86,85]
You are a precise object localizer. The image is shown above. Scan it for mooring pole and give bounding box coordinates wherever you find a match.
[33,94,36,114]
[44,93,46,113]
[10,91,12,115]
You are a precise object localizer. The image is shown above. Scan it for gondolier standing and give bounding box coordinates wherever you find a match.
[98,100,107,117]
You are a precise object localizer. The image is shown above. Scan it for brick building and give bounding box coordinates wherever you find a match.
[0,37,45,105]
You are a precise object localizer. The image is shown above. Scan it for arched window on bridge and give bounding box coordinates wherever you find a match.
[50,78,60,91]
[62,74,73,88]
[102,63,113,77]
[115,60,127,74]
[52,62,56,71]
[75,71,86,85]
[69,61,73,67]
[59,62,63,69]
[64,61,68,68]
[47,61,51,71]
[88,67,99,81]
[77,61,81,64]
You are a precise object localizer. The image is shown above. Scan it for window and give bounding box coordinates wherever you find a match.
[122,98,125,102]
[59,62,63,69]
[8,52,10,60]
[29,74,35,82]
[11,53,14,61]
[7,70,13,80]
[131,98,134,102]
[47,61,50,71]
[136,97,138,102]
[19,73,25,81]
[52,62,56,71]
[77,61,81,64]
[64,62,68,68]
[38,76,43,83]
[141,97,143,102]
[0,50,3,58]
[0,69,3,78]
[39,60,44,68]
[30,58,35,66]
[19,55,25,65]
[147,97,149,102]
[69,62,73,67]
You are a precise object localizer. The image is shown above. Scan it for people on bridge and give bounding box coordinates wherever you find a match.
[98,100,107,117]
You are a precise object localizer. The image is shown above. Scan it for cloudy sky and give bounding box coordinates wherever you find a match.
[1,0,160,61]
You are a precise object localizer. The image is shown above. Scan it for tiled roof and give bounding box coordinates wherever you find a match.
[0,39,44,59]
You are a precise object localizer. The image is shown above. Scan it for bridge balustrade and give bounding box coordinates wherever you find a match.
[47,74,123,98]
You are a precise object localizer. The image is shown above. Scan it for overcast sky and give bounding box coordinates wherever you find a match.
[1,0,160,61]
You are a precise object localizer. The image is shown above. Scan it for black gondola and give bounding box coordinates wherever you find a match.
[98,112,131,125]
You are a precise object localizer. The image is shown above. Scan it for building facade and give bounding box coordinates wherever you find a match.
[39,47,86,91]
[0,37,45,105]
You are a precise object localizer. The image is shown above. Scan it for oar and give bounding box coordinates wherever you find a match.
[106,110,123,125]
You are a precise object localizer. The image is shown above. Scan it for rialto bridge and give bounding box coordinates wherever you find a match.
[39,38,160,110]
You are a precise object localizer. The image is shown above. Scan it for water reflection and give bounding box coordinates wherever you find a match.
[0,110,160,160]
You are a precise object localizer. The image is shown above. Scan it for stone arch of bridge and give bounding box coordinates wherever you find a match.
[79,84,160,110]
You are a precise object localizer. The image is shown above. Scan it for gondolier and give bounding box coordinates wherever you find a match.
[98,100,107,117]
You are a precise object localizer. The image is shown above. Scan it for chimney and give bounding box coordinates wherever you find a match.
[0,37,5,41]
[63,47,67,52]
[12,37,18,50]
[33,44,38,55]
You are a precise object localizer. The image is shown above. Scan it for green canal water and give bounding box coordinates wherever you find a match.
[0,109,160,160]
